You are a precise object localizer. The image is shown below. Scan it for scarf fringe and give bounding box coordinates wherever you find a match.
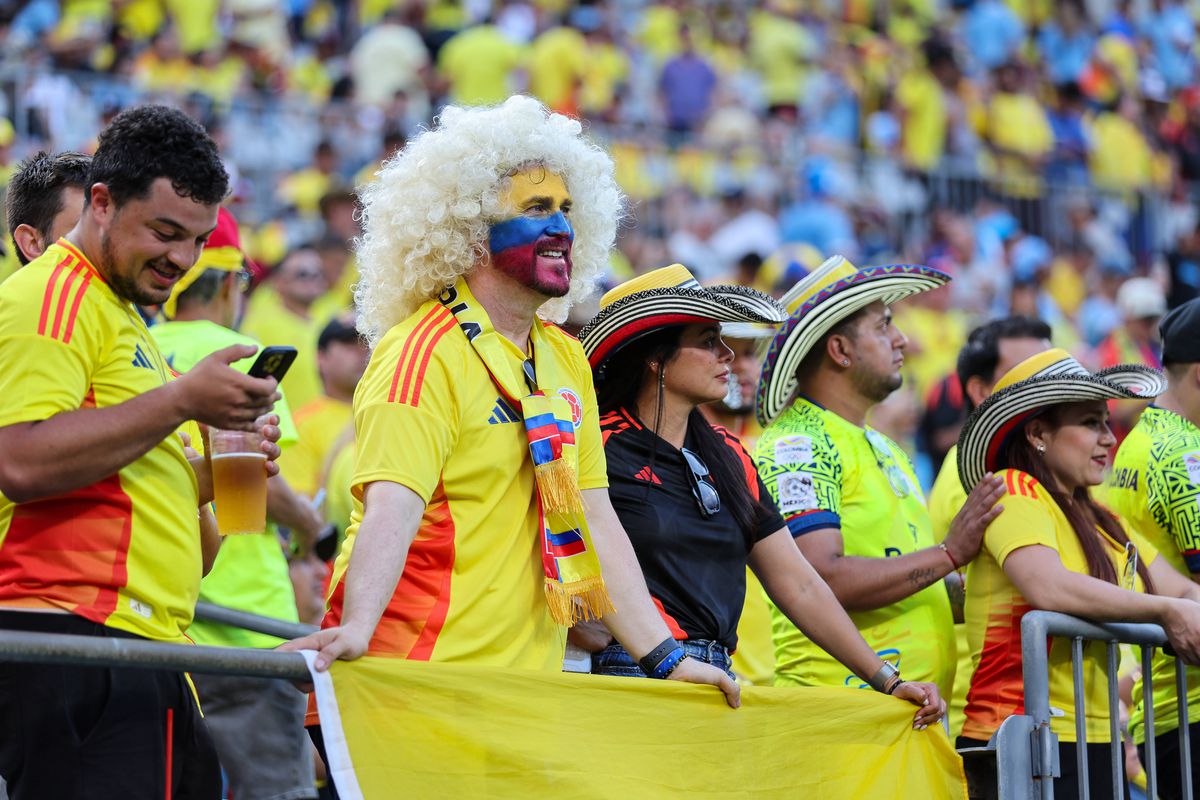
[533,458,583,516]
[544,575,614,626]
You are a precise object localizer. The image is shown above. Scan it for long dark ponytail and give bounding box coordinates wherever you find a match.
[596,327,767,540]
[996,406,1153,592]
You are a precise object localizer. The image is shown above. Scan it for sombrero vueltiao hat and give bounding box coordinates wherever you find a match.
[956,348,1167,492]
[162,207,251,319]
[579,264,786,368]
[755,255,950,426]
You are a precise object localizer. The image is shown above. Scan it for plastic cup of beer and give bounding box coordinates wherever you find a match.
[209,429,268,535]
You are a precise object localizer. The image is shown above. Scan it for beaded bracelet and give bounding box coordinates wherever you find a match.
[938,543,962,572]
[650,648,689,680]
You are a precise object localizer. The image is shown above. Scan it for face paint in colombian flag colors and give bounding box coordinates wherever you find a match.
[488,167,574,297]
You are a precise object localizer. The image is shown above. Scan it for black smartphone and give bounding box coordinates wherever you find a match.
[247,346,298,382]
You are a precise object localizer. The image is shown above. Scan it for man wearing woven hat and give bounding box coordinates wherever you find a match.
[283,98,740,777]
[1107,297,1200,797]
[753,255,1006,695]
[152,207,321,800]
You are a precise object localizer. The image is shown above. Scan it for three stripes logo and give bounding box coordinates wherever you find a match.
[633,466,662,484]
[488,397,520,425]
[131,343,155,369]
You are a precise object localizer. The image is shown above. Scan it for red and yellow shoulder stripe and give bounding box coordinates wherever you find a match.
[1002,469,1041,499]
[387,305,457,407]
[37,243,97,344]
[713,424,759,498]
[600,408,640,444]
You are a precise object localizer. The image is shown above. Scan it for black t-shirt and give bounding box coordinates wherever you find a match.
[600,408,785,650]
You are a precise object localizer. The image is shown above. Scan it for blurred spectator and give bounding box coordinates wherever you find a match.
[959,0,1024,73]
[659,25,717,139]
[1045,82,1089,187]
[747,3,814,120]
[779,158,857,259]
[1037,0,1095,85]
[242,244,328,409]
[348,7,430,115]
[276,139,340,218]
[1096,276,1166,442]
[527,22,588,116]
[278,313,367,499]
[895,39,960,172]
[1088,95,1161,196]
[1138,0,1195,91]
[983,62,1053,202]
[4,150,89,268]
[436,20,524,106]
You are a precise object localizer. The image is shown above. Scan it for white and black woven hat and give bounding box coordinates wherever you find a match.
[578,264,785,368]
[755,255,950,426]
[956,348,1167,492]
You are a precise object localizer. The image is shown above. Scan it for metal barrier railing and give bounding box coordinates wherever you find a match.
[1016,610,1193,800]
[193,601,317,640]
[0,630,309,680]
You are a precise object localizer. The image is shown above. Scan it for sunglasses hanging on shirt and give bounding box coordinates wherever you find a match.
[681,447,721,518]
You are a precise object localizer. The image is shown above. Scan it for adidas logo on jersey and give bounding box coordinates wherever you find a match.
[131,344,154,369]
[633,466,662,484]
[487,397,520,425]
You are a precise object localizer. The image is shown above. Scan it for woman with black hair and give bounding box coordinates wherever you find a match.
[955,348,1200,797]
[576,265,946,728]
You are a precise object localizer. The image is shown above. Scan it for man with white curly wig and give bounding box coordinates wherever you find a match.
[286,97,739,770]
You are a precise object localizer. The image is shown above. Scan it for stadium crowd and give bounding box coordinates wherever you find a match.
[3,1,1200,799]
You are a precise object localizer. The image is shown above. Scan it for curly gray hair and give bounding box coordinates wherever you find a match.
[354,95,623,347]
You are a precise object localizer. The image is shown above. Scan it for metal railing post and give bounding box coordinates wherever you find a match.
[1071,638,1088,799]
[1021,611,1057,800]
[1106,642,1124,800]
[1143,646,1157,800]
[1178,657,1193,800]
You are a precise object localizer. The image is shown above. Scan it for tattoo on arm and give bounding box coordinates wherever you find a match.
[907,567,939,591]
[944,572,966,624]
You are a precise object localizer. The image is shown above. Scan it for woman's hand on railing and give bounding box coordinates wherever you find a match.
[892,680,947,731]
[1160,598,1200,665]
[667,657,742,709]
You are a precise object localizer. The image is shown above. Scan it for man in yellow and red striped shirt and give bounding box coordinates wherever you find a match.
[0,105,281,800]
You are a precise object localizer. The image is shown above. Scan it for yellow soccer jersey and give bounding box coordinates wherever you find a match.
[323,298,607,671]
[755,397,955,694]
[963,469,1157,743]
[0,241,201,643]
[240,286,322,410]
[277,394,352,497]
[1107,406,1200,743]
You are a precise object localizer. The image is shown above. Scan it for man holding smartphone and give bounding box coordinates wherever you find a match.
[153,206,322,800]
[0,106,283,799]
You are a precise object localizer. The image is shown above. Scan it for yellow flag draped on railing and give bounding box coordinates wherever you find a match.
[302,653,968,799]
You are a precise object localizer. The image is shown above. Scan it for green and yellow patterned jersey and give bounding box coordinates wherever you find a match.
[754,397,955,695]
[1106,405,1200,743]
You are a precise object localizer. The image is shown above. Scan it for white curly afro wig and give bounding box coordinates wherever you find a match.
[354,95,623,348]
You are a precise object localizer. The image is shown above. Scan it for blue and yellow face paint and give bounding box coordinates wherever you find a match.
[488,167,575,295]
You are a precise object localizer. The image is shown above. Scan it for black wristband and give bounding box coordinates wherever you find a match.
[885,679,906,696]
[638,637,679,675]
